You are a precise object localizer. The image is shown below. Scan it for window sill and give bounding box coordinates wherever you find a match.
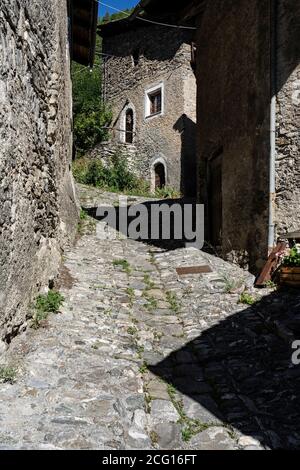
[145,112,163,120]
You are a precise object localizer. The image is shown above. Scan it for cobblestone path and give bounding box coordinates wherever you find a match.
[0,186,300,450]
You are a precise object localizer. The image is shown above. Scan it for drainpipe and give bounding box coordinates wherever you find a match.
[268,0,277,252]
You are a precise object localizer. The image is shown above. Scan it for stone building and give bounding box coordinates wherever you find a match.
[0,0,98,341]
[137,0,300,271]
[98,13,197,196]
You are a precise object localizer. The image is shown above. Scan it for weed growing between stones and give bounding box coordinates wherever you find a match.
[144,392,153,413]
[153,330,164,341]
[126,287,135,307]
[265,280,278,289]
[143,293,158,311]
[80,208,88,220]
[222,274,244,293]
[150,430,159,446]
[166,382,217,442]
[31,290,64,329]
[127,326,138,336]
[113,259,131,274]
[238,291,257,305]
[0,366,17,384]
[148,251,156,265]
[143,274,155,290]
[136,345,145,357]
[166,291,180,313]
[139,363,148,374]
[78,208,96,235]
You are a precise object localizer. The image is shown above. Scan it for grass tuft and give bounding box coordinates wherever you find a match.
[31,290,64,329]
[113,259,131,274]
[0,366,17,384]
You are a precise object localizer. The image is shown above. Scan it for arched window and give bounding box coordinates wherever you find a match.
[154,163,166,189]
[125,109,134,144]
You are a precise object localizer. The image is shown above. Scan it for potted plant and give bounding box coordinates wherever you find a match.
[280,244,300,287]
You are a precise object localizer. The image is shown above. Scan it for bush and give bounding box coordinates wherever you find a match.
[74,106,112,157]
[73,154,181,198]
[72,29,112,157]
[73,153,149,194]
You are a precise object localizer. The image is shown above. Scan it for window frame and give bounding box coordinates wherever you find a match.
[120,104,136,144]
[144,82,164,120]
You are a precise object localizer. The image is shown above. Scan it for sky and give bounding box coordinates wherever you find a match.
[98,0,139,17]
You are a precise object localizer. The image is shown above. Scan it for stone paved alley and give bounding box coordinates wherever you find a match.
[0,185,300,450]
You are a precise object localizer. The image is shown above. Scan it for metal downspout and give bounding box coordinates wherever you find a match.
[268,0,277,251]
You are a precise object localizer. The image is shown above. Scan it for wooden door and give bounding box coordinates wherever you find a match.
[208,154,222,247]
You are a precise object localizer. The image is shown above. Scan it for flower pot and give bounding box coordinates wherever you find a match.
[280,267,300,287]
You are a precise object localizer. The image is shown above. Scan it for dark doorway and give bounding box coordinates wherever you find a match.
[154,163,166,190]
[208,152,222,246]
[125,109,134,144]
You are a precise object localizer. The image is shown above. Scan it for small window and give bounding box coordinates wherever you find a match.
[149,90,162,115]
[125,109,134,144]
[145,84,164,118]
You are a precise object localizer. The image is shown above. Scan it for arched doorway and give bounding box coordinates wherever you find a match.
[125,109,134,143]
[154,163,166,190]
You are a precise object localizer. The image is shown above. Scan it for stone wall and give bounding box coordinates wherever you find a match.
[195,0,271,271]
[87,141,138,174]
[0,1,78,342]
[275,0,300,236]
[195,0,300,271]
[101,24,197,195]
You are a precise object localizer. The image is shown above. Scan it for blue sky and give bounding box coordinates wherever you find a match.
[98,0,139,17]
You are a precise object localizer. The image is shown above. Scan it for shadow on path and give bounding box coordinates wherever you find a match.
[84,197,199,251]
[149,288,300,449]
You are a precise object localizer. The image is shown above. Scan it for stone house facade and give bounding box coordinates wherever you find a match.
[99,15,197,196]
[0,0,97,342]
[137,0,300,272]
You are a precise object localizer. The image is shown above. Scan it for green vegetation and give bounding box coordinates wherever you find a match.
[71,19,111,157]
[139,363,148,374]
[150,430,159,446]
[265,280,277,289]
[181,422,212,442]
[100,9,133,24]
[73,154,149,194]
[127,326,138,336]
[80,208,88,220]
[126,287,135,307]
[73,155,180,198]
[0,366,17,384]
[154,187,181,199]
[166,291,180,313]
[238,291,256,305]
[113,258,131,274]
[72,10,134,157]
[221,274,244,294]
[142,291,158,311]
[282,245,300,267]
[143,274,155,290]
[165,382,216,442]
[31,290,64,329]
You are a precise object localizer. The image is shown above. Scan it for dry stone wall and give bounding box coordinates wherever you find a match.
[0,1,78,342]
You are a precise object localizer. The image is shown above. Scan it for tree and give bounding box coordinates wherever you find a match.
[71,26,111,157]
